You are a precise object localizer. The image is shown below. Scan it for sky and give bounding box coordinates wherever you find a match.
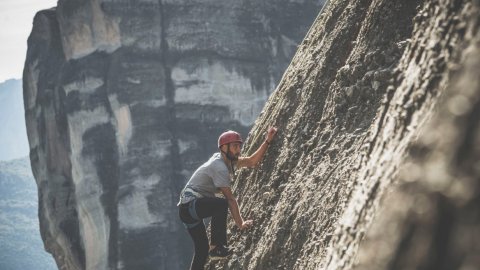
[0,0,58,83]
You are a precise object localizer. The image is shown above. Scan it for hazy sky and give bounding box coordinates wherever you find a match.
[0,0,58,83]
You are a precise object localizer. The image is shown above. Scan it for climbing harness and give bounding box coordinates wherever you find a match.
[184,199,201,229]
[181,187,204,229]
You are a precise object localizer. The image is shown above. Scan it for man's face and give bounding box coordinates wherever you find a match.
[228,142,242,157]
[222,142,242,159]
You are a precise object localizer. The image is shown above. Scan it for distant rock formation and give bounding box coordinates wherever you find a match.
[23,1,323,269]
[208,0,480,269]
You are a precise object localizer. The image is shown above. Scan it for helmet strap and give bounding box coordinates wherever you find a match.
[231,160,236,179]
[227,144,236,178]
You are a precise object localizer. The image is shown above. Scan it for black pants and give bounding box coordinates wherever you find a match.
[179,197,228,270]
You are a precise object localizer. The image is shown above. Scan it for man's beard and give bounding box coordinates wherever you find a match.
[226,150,239,161]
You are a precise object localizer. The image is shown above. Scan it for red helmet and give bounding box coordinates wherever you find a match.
[218,130,243,148]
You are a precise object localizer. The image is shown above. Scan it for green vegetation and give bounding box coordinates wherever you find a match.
[0,157,56,270]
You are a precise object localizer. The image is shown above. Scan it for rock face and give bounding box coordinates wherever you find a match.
[23,1,323,269]
[206,0,480,269]
[354,5,480,269]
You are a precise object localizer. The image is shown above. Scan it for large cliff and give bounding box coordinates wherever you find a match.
[23,0,323,269]
[208,0,480,269]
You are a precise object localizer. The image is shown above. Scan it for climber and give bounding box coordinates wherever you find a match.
[178,127,278,270]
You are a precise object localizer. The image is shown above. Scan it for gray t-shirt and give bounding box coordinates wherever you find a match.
[178,152,231,205]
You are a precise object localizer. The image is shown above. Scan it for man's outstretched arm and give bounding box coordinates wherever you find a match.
[237,127,277,168]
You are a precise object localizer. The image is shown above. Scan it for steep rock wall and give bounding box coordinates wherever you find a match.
[23,1,323,269]
[354,3,480,269]
[208,0,480,269]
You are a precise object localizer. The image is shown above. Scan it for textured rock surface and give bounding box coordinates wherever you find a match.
[354,4,480,269]
[23,1,323,269]
[206,0,480,269]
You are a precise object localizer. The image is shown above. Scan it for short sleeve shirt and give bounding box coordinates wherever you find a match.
[178,153,231,205]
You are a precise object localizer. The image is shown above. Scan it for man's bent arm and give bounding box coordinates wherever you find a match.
[219,187,244,228]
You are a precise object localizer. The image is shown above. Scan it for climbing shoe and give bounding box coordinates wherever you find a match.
[209,245,233,260]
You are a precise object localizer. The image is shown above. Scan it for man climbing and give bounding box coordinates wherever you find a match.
[178,127,278,270]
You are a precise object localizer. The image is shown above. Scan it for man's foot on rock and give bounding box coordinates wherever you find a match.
[209,245,233,260]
